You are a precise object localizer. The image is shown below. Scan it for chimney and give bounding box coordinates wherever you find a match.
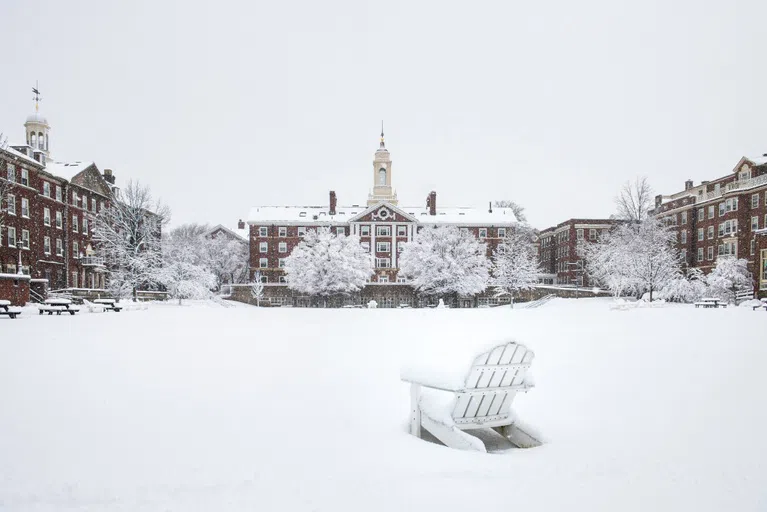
[654,194,663,208]
[329,190,337,215]
[238,219,245,230]
[103,168,115,185]
[488,201,493,213]
[685,179,693,191]
[426,191,437,216]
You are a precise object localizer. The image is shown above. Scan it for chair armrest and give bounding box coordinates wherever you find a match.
[401,377,461,393]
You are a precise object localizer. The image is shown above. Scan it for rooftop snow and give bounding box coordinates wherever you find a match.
[44,161,95,182]
[247,205,518,225]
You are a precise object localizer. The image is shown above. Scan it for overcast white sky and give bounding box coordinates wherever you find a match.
[1,0,765,229]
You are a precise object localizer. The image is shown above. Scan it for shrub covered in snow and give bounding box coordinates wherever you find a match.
[658,267,708,303]
[399,225,490,300]
[284,228,373,299]
[706,257,752,304]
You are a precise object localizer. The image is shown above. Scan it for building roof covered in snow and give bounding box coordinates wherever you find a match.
[44,160,96,182]
[247,203,518,226]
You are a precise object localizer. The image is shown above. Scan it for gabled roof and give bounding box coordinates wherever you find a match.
[347,202,419,223]
[206,224,248,242]
[3,145,44,167]
[45,161,96,182]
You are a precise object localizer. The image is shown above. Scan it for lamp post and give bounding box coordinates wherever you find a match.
[566,261,584,299]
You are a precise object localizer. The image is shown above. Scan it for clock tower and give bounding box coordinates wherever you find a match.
[367,123,398,206]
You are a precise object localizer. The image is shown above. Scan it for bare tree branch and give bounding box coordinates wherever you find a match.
[615,177,653,222]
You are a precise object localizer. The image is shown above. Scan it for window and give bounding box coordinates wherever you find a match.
[707,246,714,260]
[83,218,88,234]
[278,226,287,237]
[278,242,287,253]
[55,185,61,202]
[681,230,687,244]
[376,241,391,252]
[697,228,704,241]
[21,230,29,249]
[697,247,704,262]
[72,191,78,207]
[397,225,407,236]
[7,194,15,215]
[460,228,469,234]
[577,229,585,240]
[56,238,63,256]
[297,226,306,237]
[681,211,687,224]
[73,215,79,233]
[397,276,407,283]
[7,164,15,182]
[718,202,725,217]
[751,239,756,256]
[259,242,268,253]
[697,208,704,220]
[73,241,79,258]
[708,206,714,219]
[72,272,78,288]
[21,198,29,217]
[21,169,28,186]
[259,258,268,268]
[43,181,51,197]
[498,228,506,238]
[707,226,714,239]
[278,258,286,268]
[376,226,391,236]
[589,229,597,240]
[91,198,96,212]
[753,194,760,209]
[279,276,287,284]
[376,258,391,268]
[718,241,737,257]
[334,226,345,236]
[360,225,370,236]
[258,227,268,237]
[478,228,487,239]
[44,236,51,254]
[7,227,16,247]
[378,275,389,283]
[55,211,62,229]
[681,249,687,262]
[752,216,759,231]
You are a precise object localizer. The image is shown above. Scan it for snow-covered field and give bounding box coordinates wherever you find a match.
[1,299,765,511]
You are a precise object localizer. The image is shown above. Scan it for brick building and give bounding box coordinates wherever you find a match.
[653,154,767,296]
[245,131,519,307]
[537,219,623,287]
[0,97,122,303]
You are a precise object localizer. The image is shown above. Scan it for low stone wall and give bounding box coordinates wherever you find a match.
[0,274,31,306]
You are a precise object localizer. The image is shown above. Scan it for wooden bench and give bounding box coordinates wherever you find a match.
[694,298,727,309]
[40,299,80,316]
[93,299,122,312]
[402,341,540,453]
[0,300,22,319]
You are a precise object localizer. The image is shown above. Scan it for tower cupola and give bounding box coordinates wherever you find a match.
[24,83,51,159]
[367,122,398,206]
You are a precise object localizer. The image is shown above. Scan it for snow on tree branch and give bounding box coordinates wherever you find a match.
[399,225,490,298]
[284,228,373,297]
[615,177,653,222]
[492,230,540,303]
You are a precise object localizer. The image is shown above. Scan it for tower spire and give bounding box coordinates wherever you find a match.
[32,81,41,112]
[380,120,385,149]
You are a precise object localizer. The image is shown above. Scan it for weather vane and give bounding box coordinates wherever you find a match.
[32,81,41,111]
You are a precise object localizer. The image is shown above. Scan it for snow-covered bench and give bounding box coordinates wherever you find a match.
[401,340,540,452]
[753,299,767,311]
[93,299,122,312]
[694,298,727,309]
[39,299,80,316]
[0,300,22,319]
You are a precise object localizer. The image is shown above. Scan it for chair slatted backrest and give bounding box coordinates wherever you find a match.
[451,342,534,426]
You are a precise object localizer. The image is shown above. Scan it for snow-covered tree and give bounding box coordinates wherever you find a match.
[91,180,170,300]
[706,257,752,304]
[204,236,248,290]
[492,230,539,305]
[615,177,653,222]
[251,270,265,306]
[159,229,216,304]
[585,218,681,300]
[659,267,708,303]
[284,228,373,301]
[399,225,490,301]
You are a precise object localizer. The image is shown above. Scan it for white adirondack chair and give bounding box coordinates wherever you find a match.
[402,341,540,453]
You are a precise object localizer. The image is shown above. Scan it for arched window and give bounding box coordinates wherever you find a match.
[45,134,48,150]
[38,132,44,149]
[378,168,386,185]
[30,133,37,148]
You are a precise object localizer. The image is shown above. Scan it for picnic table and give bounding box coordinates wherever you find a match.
[753,298,767,311]
[694,297,727,309]
[0,299,22,319]
[93,299,122,312]
[39,298,80,316]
